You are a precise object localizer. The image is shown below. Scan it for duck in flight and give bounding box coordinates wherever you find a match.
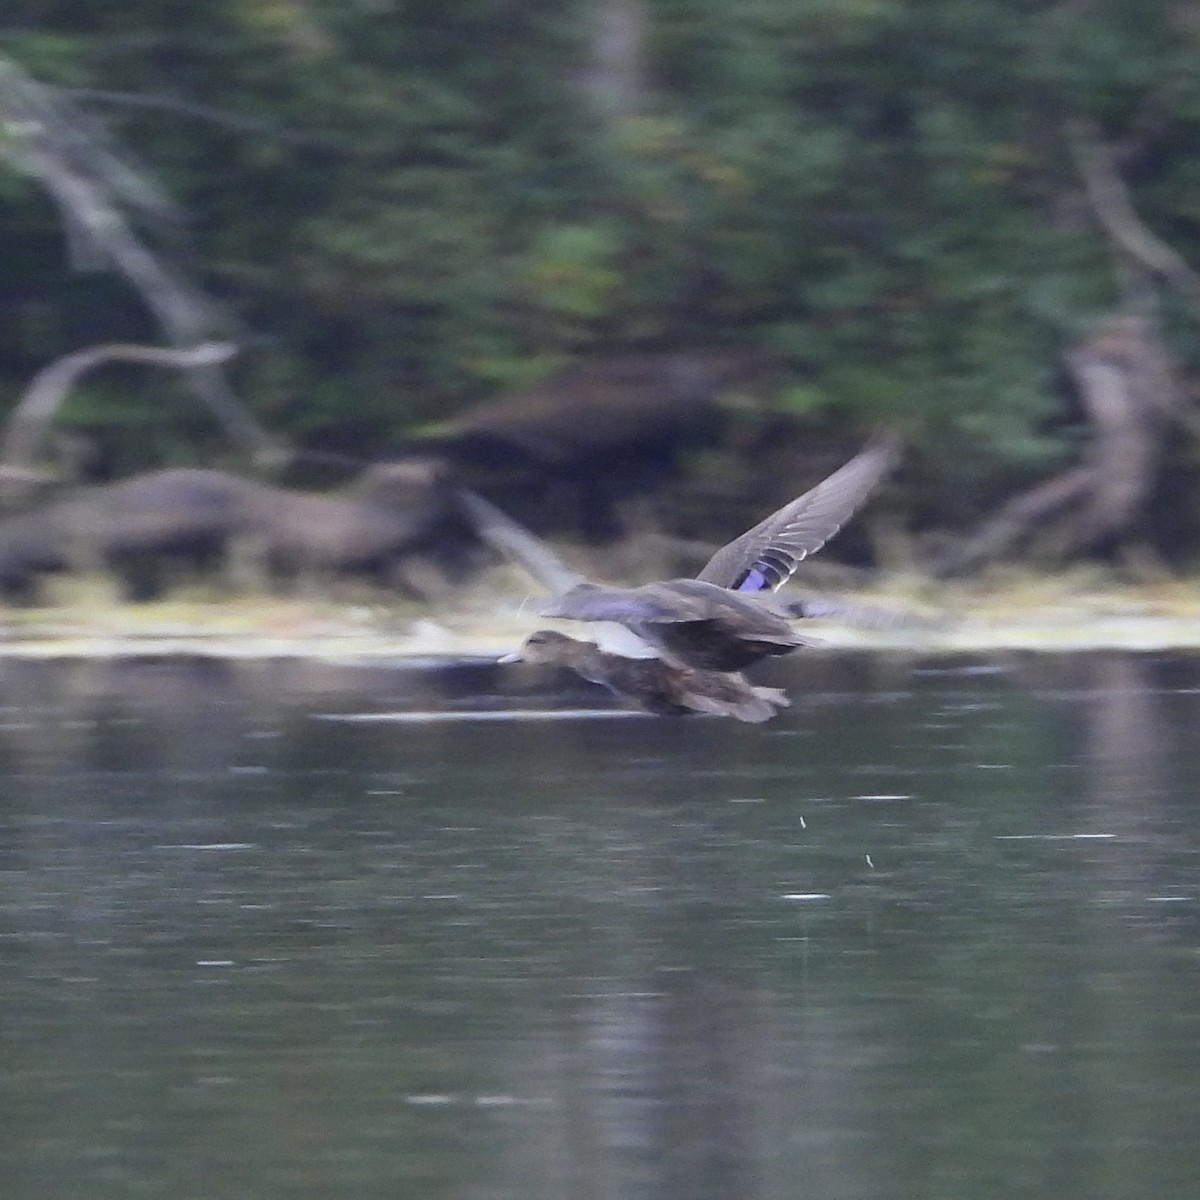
[460,434,900,680]
[504,630,790,723]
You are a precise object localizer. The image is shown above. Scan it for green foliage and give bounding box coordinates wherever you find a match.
[2,0,1200,497]
[522,222,625,331]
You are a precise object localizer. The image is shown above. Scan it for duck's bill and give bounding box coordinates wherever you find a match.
[498,649,525,664]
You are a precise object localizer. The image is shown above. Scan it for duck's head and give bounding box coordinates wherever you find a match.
[499,629,586,666]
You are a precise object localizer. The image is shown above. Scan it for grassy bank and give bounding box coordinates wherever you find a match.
[0,567,1198,661]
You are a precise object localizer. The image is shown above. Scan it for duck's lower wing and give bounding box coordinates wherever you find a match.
[785,592,943,630]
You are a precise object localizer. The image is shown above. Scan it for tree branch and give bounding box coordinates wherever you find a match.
[0,53,282,463]
[64,87,337,149]
[1066,118,1200,310]
[1,342,237,475]
[930,465,1096,577]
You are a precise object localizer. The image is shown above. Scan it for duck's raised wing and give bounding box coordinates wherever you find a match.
[456,489,587,596]
[695,435,900,592]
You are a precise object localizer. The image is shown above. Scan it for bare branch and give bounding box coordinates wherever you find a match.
[1,342,237,474]
[1061,339,1157,549]
[15,147,276,454]
[64,87,337,149]
[930,465,1096,576]
[0,54,179,237]
[1066,118,1200,310]
[0,52,282,463]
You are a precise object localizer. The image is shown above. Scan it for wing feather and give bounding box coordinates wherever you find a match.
[695,435,899,591]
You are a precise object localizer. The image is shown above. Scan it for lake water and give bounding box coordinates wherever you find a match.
[1,650,1199,1200]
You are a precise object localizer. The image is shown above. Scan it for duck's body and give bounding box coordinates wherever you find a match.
[461,435,899,676]
[506,630,789,722]
[543,578,804,671]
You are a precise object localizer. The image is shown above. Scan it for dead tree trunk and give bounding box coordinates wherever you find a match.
[932,314,1170,576]
[578,0,648,123]
[933,119,1200,577]
[1049,318,1161,557]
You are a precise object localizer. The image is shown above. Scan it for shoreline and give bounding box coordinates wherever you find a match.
[1,572,1198,660]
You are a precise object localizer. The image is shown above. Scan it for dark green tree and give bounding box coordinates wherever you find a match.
[1,0,1199,558]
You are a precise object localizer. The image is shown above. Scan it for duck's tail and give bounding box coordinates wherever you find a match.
[680,681,791,723]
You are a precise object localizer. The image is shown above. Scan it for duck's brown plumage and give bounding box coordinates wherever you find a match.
[541,578,804,671]
[507,630,789,722]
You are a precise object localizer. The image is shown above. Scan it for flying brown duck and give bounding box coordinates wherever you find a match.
[502,629,790,722]
[460,434,899,675]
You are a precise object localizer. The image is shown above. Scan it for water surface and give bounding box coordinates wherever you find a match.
[1,651,1198,1200]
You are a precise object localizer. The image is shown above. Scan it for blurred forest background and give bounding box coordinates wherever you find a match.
[4,0,1200,576]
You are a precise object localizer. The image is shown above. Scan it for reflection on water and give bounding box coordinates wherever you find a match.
[1,651,1199,1200]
